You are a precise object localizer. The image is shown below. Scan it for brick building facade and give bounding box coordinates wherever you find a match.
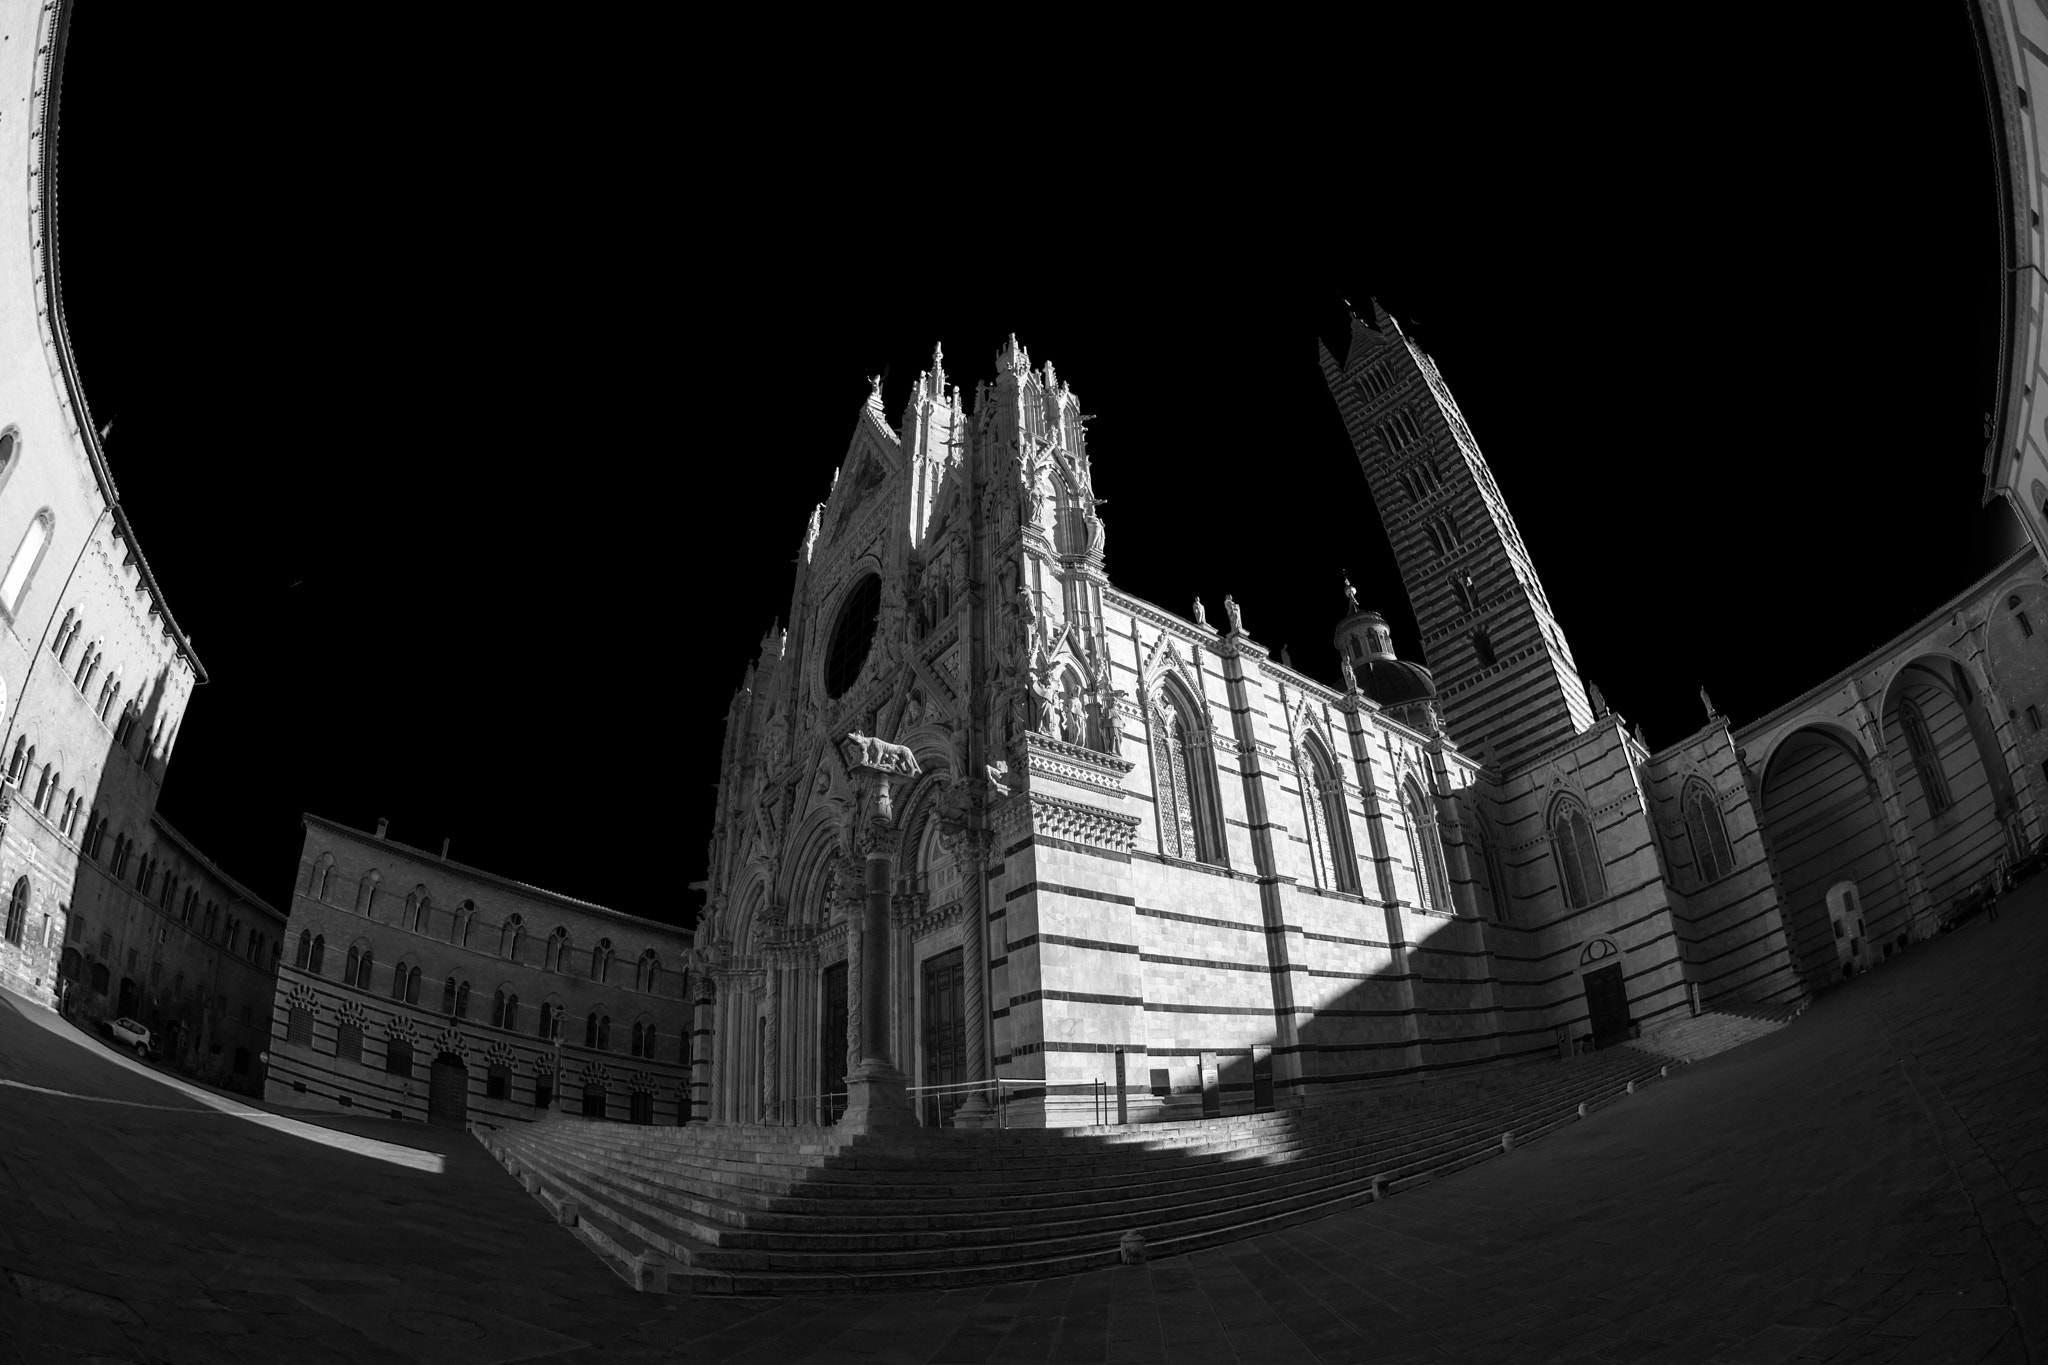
[264,815,696,1129]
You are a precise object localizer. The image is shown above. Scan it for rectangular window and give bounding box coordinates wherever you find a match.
[286,1006,313,1046]
[533,1074,553,1109]
[335,1023,363,1065]
[487,1065,510,1101]
[385,1040,413,1077]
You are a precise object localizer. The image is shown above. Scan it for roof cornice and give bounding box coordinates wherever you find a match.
[34,1,206,682]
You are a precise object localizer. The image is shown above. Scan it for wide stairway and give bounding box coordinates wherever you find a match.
[1635,1007,1797,1064]
[483,1046,1673,1295]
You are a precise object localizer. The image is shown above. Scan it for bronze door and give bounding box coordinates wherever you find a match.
[820,962,848,1124]
[921,948,965,1127]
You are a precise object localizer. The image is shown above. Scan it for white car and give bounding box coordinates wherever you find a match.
[108,1017,152,1056]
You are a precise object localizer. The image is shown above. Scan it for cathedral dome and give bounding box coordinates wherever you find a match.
[1334,604,1437,709]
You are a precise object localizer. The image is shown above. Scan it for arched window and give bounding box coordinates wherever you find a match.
[5,736,23,785]
[585,1011,599,1048]
[0,509,54,617]
[358,948,373,989]
[356,872,380,916]
[502,913,524,960]
[1474,820,1511,924]
[2011,596,2034,638]
[442,975,457,1014]
[1402,780,1451,912]
[31,763,48,809]
[2,878,25,945]
[591,938,612,982]
[52,608,75,660]
[309,934,325,975]
[547,926,570,973]
[1472,629,1496,669]
[597,1014,611,1050]
[1150,679,1225,865]
[319,863,335,901]
[1899,698,1953,815]
[631,1020,645,1057]
[1550,797,1605,909]
[503,993,519,1032]
[639,949,661,993]
[454,980,470,1018]
[1299,738,1358,894]
[405,965,420,1005]
[1682,780,1736,884]
[345,946,361,987]
[295,930,312,969]
[642,1021,657,1059]
[492,989,507,1028]
[452,899,474,945]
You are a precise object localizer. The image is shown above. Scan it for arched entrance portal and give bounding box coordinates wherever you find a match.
[1760,727,1906,994]
[427,1051,468,1128]
[1881,657,2015,907]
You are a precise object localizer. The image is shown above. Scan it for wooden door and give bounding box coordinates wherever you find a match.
[1582,965,1632,1050]
[427,1054,468,1128]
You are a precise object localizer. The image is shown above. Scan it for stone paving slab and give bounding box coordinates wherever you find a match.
[2,881,2046,1361]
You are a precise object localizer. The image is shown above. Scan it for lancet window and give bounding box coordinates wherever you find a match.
[1550,796,1605,909]
[1681,779,1735,884]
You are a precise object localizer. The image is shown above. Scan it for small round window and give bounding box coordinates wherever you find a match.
[824,573,882,699]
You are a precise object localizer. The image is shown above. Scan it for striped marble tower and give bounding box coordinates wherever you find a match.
[1318,301,1592,768]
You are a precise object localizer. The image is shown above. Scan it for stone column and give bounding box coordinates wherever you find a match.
[763,965,781,1124]
[953,833,995,1127]
[841,821,916,1130]
[689,974,715,1124]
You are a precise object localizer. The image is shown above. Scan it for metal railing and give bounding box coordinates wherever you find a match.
[760,1076,1051,1129]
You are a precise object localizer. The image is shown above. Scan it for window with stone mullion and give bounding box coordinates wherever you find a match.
[1155,707,1198,860]
[1297,759,1329,889]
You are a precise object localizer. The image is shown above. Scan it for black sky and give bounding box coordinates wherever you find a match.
[45,10,2018,928]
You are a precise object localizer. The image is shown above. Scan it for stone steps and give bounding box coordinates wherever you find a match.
[484,1046,1675,1293]
[1636,1010,1790,1063]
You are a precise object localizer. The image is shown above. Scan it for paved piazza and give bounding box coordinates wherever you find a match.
[0,886,2041,1365]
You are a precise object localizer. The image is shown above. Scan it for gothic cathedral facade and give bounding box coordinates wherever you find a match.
[693,309,2015,1128]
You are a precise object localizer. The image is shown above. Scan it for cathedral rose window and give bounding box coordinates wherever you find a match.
[824,574,882,699]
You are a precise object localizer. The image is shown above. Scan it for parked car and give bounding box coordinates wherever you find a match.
[107,1017,152,1057]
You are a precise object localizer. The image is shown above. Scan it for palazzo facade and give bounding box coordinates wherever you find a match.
[0,0,278,1079]
[263,815,697,1129]
[694,315,2041,1130]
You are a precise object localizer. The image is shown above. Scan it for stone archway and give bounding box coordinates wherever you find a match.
[1759,727,1907,994]
[1881,657,2014,908]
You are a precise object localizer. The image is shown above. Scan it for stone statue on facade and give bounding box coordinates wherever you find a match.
[987,761,1012,798]
[846,732,921,778]
[1699,686,1716,722]
[1223,594,1243,636]
[1061,689,1087,746]
[1340,655,1359,694]
[1192,597,1208,628]
[1587,682,1607,718]
[1343,576,1359,613]
[1027,665,1057,737]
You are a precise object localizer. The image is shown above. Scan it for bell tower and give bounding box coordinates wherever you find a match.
[1318,301,1593,767]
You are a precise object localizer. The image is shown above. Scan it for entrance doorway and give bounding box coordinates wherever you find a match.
[117,978,137,1018]
[427,1052,468,1127]
[1582,965,1632,1050]
[820,962,847,1124]
[921,947,965,1127]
